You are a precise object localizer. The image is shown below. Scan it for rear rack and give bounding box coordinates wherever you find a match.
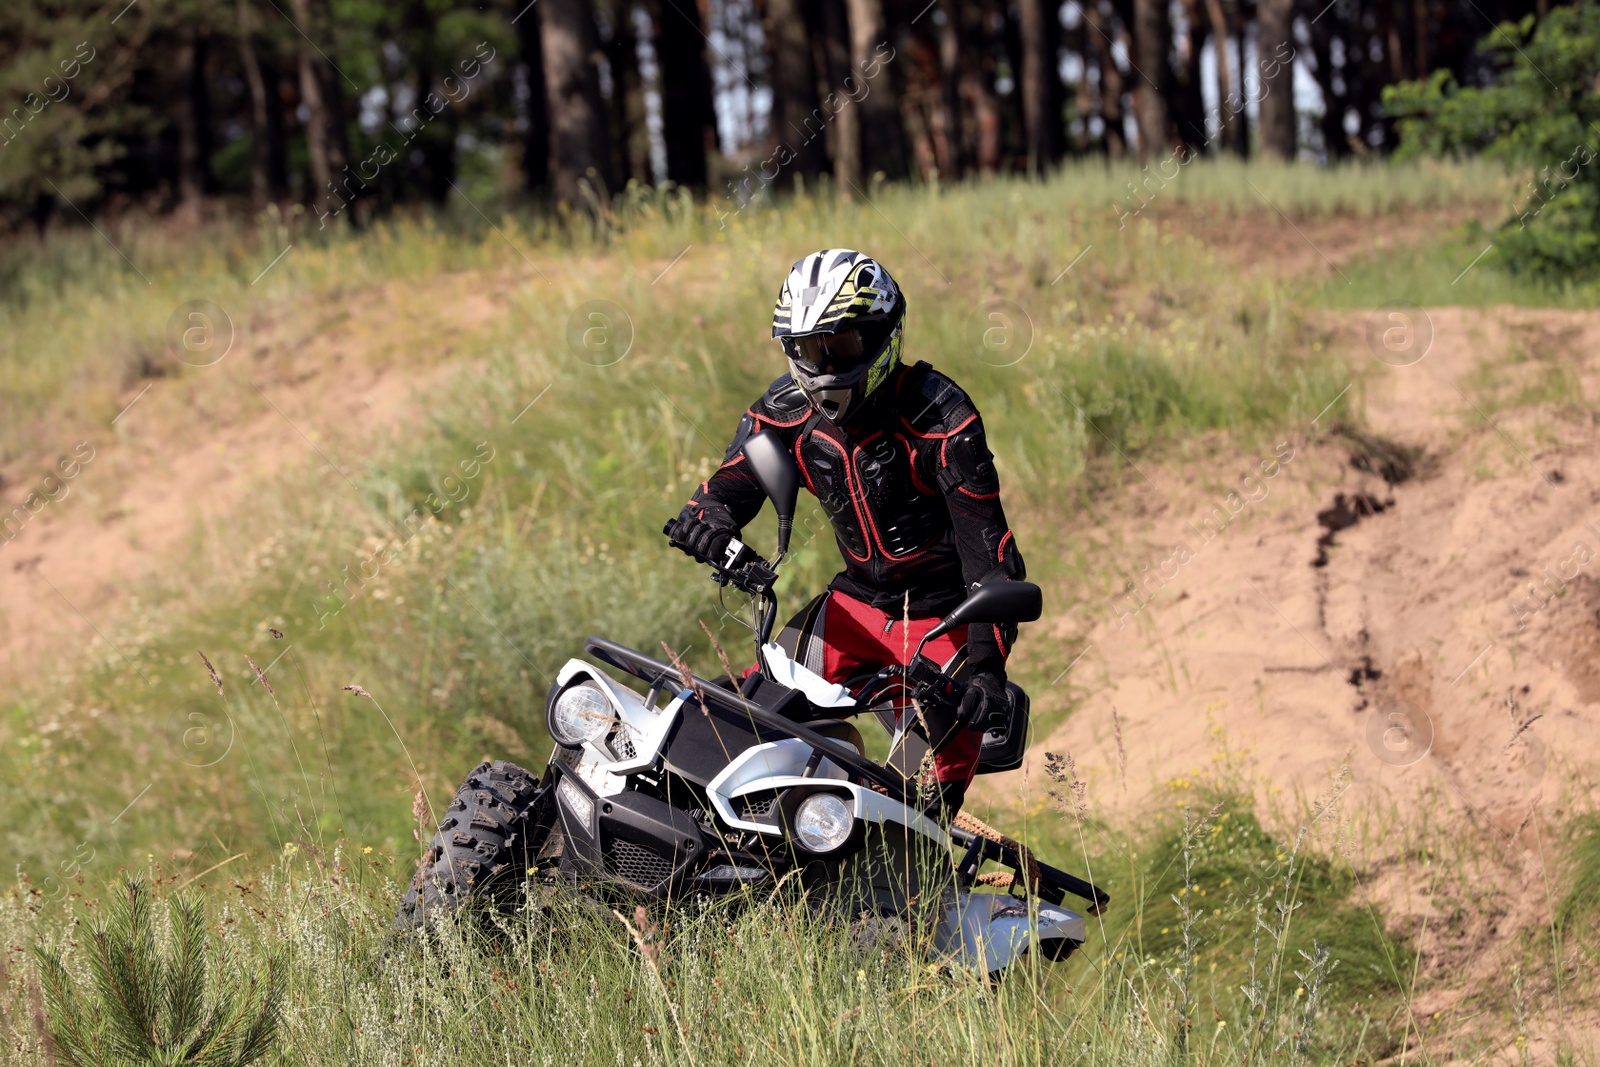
[950,824,1110,913]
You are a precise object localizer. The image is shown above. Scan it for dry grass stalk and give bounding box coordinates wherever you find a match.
[247,654,274,696]
[658,642,706,708]
[697,620,747,697]
[1112,704,1128,793]
[611,905,686,1042]
[411,789,430,845]
[1503,689,1543,752]
[197,650,224,695]
[27,975,56,1067]
[1044,750,1089,822]
[951,810,1042,894]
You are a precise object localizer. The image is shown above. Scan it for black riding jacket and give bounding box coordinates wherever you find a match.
[680,361,1026,672]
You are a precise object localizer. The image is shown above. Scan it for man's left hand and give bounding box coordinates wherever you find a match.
[959,670,1008,730]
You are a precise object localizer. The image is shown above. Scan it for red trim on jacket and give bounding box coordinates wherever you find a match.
[899,411,978,441]
[805,434,874,564]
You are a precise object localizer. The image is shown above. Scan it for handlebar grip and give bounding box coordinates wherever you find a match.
[662,518,679,539]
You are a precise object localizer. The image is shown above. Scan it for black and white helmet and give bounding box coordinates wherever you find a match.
[771,249,905,424]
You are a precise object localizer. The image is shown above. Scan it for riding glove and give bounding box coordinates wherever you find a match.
[959,669,1009,731]
[669,508,735,566]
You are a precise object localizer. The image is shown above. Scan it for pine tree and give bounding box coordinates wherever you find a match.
[34,879,284,1067]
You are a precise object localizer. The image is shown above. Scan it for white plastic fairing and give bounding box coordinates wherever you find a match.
[704,740,948,844]
[759,642,856,708]
[552,658,679,797]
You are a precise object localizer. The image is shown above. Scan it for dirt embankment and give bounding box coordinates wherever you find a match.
[0,272,505,685]
[977,305,1600,1062]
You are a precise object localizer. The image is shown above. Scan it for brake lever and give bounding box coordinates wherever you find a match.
[713,537,777,596]
[901,655,970,750]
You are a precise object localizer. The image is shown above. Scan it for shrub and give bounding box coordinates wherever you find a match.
[1386,2,1600,278]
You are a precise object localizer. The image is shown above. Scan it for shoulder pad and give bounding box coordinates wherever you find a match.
[902,366,977,432]
[752,373,812,424]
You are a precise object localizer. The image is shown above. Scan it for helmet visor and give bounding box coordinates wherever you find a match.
[789,329,868,375]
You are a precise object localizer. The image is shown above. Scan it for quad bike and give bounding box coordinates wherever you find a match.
[397,431,1109,975]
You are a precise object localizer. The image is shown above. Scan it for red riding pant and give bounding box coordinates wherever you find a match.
[806,590,992,787]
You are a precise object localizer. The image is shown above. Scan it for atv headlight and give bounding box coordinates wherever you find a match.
[794,793,853,853]
[548,682,615,746]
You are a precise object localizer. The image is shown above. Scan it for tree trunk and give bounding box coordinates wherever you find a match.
[174,30,206,218]
[814,0,858,190]
[937,0,963,178]
[1256,0,1295,160]
[269,65,292,199]
[1202,0,1242,156]
[405,0,454,204]
[605,3,650,187]
[1083,2,1125,159]
[236,0,273,208]
[1412,0,1428,79]
[1379,0,1403,85]
[543,0,613,203]
[654,0,716,188]
[764,0,827,184]
[1359,0,1395,153]
[1172,0,1208,151]
[1017,0,1061,174]
[947,0,998,175]
[289,0,336,217]
[516,1,551,194]
[1132,0,1168,160]
[318,24,351,206]
[999,2,1025,167]
[1308,13,1347,160]
[845,0,907,182]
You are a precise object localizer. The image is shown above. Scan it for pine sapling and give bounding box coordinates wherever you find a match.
[33,878,283,1067]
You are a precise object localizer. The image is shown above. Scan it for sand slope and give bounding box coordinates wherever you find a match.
[978,305,1600,1062]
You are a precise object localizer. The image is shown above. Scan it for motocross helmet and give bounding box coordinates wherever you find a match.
[772,249,905,424]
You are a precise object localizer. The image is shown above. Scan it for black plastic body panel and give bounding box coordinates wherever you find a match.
[662,697,776,787]
[554,767,706,897]
[553,768,601,869]
[739,671,821,721]
[583,635,909,800]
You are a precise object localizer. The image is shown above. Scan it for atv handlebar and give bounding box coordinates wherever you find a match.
[662,514,971,743]
[662,519,779,598]
[583,635,912,801]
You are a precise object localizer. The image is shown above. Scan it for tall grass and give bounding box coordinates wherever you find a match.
[2,787,1418,1066]
[0,157,1506,464]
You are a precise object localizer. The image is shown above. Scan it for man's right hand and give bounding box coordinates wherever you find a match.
[666,508,735,566]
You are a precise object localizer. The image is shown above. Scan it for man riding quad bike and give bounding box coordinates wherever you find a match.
[397,251,1105,975]
[668,249,1025,822]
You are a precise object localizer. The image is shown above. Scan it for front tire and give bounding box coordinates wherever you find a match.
[395,760,551,927]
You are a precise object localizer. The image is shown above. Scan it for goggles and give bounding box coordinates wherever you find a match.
[788,329,869,375]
